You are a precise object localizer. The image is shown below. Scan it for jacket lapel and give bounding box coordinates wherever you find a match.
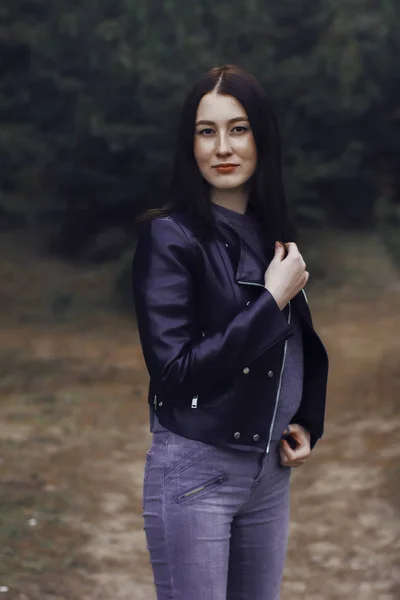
[213,213,268,282]
[215,216,314,329]
[236,237,314,328]
[236,228,268,266]
[235,238,266,285]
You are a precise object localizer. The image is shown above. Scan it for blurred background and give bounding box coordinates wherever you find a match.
[0,1,399,599]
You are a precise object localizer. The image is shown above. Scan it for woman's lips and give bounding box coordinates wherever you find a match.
[213,164,239,174]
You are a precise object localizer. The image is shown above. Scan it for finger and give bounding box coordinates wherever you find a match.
[280,453,308,467]
[281,438,310,461]
[292,447,311,462]
[280,446,309,466]
[274,241,286,260]
[280,439,297,461]
[285,242,298,255]
[289,424,311,445]
[287,423,305,440]
[289,437,311,460]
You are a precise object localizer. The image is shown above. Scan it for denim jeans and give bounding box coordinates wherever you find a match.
[143,429,291,600]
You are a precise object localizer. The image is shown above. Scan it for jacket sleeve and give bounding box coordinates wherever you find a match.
[132,217,293,398]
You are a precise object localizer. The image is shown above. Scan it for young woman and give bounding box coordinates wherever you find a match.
[132,64,329,600]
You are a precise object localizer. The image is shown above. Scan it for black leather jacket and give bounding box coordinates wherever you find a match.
[132,212,329,450]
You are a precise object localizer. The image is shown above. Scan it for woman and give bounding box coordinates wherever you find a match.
[132,65,328,600]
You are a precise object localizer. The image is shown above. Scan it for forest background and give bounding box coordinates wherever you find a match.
[1,0,399,261]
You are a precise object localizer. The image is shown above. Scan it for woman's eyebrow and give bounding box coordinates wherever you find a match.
[195,117,249,126]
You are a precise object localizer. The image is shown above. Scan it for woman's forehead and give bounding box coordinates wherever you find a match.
[195,93,248,124]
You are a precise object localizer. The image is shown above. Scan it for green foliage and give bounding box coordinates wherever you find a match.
[0,0,399,239]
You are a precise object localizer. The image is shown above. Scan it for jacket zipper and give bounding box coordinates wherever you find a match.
[238,280,292,452]
[238,281,265,288]
[266,300,292,453]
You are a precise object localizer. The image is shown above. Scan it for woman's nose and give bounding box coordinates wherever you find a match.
[215,133,233,157]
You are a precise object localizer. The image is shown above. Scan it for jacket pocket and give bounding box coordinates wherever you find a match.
[174,474,225,504]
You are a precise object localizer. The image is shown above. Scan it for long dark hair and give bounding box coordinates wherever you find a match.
[142,64,295,246]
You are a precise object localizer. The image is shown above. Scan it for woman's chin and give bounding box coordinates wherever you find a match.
[208,178,247,191]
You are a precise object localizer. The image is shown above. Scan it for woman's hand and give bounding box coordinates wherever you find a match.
[264,242,309,310]
[280,424,311,467]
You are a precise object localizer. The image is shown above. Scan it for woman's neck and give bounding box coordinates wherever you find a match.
[210,187,248,215]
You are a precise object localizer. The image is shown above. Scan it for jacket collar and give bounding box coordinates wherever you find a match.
[212,208,267,271]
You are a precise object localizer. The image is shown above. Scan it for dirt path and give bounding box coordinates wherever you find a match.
[0,230,399,599]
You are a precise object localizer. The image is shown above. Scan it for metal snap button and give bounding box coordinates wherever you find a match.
[253,434,260,442]
[268,370,274,378]
[246,301,251,306]
[243,367,250,375]
[234,432,241,440]
[158,401,163,407]
[225,243,229,247]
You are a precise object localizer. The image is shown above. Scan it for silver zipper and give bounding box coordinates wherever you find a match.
[153,394,157,411]
[266,300,292,453]
[238,281,265,288]
[175,475,225,503]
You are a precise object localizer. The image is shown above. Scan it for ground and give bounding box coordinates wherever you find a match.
[0,228,399,600]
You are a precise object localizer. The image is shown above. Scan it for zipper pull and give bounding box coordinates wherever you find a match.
[191,395,198,409]
[153,394,158,411]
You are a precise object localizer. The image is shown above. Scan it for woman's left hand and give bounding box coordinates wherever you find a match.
[280,424,311,467]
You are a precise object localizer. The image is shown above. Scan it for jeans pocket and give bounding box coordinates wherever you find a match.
[174,474,225,504]
[164,434,217,484]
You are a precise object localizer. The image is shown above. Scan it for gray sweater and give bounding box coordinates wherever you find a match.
[152,203,304,449]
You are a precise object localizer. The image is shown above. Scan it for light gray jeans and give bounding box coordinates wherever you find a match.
[143,430,291,600]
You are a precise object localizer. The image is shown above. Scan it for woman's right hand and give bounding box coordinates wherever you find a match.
[264,242,309,310]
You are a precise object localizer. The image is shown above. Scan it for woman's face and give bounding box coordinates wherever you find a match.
[193,92,257,192]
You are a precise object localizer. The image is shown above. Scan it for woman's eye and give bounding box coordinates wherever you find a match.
[232,126,248,134]
[199,128,214,136]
